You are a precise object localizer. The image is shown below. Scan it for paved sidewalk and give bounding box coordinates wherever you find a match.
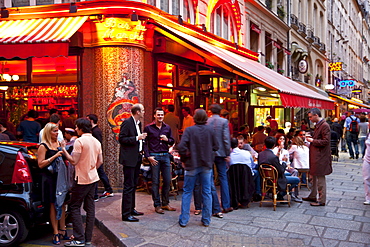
[94,153,370,247]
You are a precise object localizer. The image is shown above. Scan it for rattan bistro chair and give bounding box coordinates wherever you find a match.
[259,164,291,211]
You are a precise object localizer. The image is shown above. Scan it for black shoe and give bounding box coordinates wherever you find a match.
[253,193,262,202]
[349,156,354,159]
[122,216,139,222]
[277,194,284,201]
[302,197,317,202]
[131,210,144,216]
[356,154,359,159]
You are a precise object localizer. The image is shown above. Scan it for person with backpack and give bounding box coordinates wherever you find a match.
[343,111,360,159]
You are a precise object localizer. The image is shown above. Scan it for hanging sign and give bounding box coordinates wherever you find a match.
[298,60,308,74]
[338,80,356,87]
[329,62,342,71]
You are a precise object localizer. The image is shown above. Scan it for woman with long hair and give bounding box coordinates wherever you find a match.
[37,123,68,245]
[289,136,310,169]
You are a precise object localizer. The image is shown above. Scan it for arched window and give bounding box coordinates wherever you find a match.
[148,0,195,24]
[210,3,238,42]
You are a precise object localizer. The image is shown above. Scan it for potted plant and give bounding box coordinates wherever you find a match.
[265,61,274,70]
[277,68,284,74]
[277,5,286,20]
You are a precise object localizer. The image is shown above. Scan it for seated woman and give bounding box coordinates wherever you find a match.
[289,136,310,186]
[228,138,255,209]
[272,134,302,202]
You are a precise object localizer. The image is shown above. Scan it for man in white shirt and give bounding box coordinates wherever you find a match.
[39,113,64,143]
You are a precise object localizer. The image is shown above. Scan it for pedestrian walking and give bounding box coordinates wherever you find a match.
[119,103,146,222]
[343,110,360,159]
[303,108,332,206]
[362,132,370,205]
[178,109,218,227]
[143,107,176,214]
[61,118,103,246]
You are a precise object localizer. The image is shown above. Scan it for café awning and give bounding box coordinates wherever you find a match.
[328,92,370,109]
[156,23,334,110]
[0,16,88,58]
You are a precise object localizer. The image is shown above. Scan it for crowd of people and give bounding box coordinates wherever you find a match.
[7,104,370,246]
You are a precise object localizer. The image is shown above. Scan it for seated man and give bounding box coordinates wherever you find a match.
[258,136,301,202]
[236,136,261,201]
[228,138,256,208]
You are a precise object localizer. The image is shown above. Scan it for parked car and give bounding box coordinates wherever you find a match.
[0,141,49,247]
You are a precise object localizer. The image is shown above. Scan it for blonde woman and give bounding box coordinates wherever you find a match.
[289,136,310,169]
[37,123,68,245]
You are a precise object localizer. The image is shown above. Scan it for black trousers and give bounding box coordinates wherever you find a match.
[121,154,141,218]
[69,181,97,242]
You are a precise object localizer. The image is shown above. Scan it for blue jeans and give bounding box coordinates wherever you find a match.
[193,176,202,210]
[150,153,171,207]
[346,132,359,158]
[193,172,222,214]
[359,137,366,158]
[179,167,212,226]
[253,169,261,194]
[214,156,231,209]
[211,171,222,214]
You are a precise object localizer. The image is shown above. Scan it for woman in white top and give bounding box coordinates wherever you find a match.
[289,136,310,169]
[358,116,369,158]
[273,135,298,176]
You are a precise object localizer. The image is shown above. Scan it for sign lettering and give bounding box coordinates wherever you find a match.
[101,18,146,42]
[329,62,342,71]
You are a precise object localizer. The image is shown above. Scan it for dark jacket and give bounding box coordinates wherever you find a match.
[309,119,332,176]
[119,116,142,167]
[331,122,343,137]
[258,148,287,191]
[92,125,103,144]
[178,124,218,171]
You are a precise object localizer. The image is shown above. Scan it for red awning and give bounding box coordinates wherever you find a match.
[0,16,88,58]
[156,23,334,110]
[280,93,334,109]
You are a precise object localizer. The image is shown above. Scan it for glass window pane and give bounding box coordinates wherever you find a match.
[32,56,77,84]
[0,60,27,83]
[223,7,229,40]
[160,0,169,13]
[216,7,222,37]
[172,0,180,15]
[183,0,190,23]
[158,61,175,87]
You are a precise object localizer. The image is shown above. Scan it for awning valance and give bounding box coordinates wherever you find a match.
[156,23,334,110]
[0,16,88,58]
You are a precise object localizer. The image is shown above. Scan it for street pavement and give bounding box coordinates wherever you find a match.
[94,153,370,247]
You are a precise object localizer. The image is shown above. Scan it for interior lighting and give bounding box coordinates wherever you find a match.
[256,87,266,91]
[0,86,8,90]
[325,84,334,90]
[166,83,173,87]
[12,75,19,81]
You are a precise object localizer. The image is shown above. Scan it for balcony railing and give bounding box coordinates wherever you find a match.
[306,29,315,43]
[313,36,321,48]
[290,14,299,29]
[298,22,306,36]
[319,43,326,52]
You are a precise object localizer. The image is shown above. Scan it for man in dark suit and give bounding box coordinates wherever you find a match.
[119,103,147,222]
[258,136,287,200]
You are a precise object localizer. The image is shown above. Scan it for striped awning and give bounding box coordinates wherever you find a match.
[0,16,88,58]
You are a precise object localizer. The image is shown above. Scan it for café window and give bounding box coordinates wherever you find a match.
[32,56,77,84]
[149,0,195,24]
[0,60,27,83]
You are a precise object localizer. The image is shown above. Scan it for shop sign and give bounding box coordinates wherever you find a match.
[92,18,147,47]
[298,60,308,74]
[338,80,356,87]
[329,62,342,71]
[102,18,146,41]
[352,89,362,94]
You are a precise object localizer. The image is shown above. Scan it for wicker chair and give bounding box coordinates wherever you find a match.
[259,164,291,211]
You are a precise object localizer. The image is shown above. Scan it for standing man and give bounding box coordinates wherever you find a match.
[163,105,180,144]
[181,107,194,132]
[343,110,360,159]
[119,104,146,222]
[266,115,278,136]
[17,109,41,143]
[87,114,114,201]
[61,118,103,246]
[207,104,232,213]
[144,107,176,214]
[303,108,332,206]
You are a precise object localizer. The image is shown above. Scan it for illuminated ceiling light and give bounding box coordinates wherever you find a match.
[256,87,266,91]
[131,11,139,21]
[1,7,9,18]
[325,84,334,90]
[3,74,11,81]
[12,75,19,81]
[166,83,173,87]
[270,93,278,97]
[69,3,77,13]
[0,86,8,90]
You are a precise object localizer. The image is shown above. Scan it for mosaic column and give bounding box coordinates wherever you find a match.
[83,46,145,187]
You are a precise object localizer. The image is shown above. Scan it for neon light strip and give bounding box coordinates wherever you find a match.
[6,6,257,59]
